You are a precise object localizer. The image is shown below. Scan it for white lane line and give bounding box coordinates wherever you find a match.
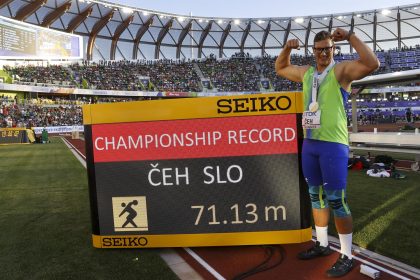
[61,137,86,168]
[159,249,204,280]
[62,137,220,280]
[62,137,86,159]
[312,238,415,280]
[184,248,226,280]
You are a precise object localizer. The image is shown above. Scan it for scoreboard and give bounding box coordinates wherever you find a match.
[83,92,312,248]
[0,15,82,60]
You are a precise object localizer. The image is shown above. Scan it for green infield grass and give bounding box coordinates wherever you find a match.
[0,138,178,280]
[347,145,419,268]
[347,169,420,268]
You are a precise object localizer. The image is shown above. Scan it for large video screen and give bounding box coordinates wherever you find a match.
[0,15,83,60]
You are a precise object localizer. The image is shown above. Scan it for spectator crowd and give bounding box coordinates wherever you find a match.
[1,97,82,128]
[1,45,420,129]
[3,45,420,93]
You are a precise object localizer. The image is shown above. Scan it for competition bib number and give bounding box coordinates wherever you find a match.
[302,110,321,129]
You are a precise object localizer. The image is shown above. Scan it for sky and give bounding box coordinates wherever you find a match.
[108,0,418,18]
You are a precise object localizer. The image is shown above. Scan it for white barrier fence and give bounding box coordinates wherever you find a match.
[32,126,84,135]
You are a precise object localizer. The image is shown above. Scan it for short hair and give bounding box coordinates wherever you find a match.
[314,31,332,44]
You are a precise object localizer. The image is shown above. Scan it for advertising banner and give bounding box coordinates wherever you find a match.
[83,92,311,248]
[32,126,84,135]
[0,128,31,144]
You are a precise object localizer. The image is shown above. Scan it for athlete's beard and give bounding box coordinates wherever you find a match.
[316,56,332,72]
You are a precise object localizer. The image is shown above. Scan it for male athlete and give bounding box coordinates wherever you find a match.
[275,28,379,277]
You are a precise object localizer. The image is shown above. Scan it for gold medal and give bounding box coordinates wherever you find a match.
[309,102,319,112]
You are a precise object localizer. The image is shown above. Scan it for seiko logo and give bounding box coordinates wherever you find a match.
[102,237,148,247]
[217,96,292,114]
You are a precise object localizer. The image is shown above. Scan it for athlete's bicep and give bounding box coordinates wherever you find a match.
[276,65,309,83]
[337,61,375,83]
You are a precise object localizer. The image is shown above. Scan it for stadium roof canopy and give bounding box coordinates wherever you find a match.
[1,0,420,60]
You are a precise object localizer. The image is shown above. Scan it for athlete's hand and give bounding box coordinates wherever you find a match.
[332,28,350,42]
[285,39,300,50]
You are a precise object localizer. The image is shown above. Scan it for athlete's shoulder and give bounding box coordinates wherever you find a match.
[302,65,314,77]
[304,65,313,72]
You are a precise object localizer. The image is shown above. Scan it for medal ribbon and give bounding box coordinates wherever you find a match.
[310,60,335,108]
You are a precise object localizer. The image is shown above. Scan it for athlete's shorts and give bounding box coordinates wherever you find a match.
[302,139,351,217]
[302,139,349,190]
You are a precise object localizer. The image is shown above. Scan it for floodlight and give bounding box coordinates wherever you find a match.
[381,9,391,15]
[122,7,133,14]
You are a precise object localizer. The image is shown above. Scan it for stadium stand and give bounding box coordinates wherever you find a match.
[197,56,261,92]
[2,46,420,129]
[1,2,420,280]
[70,60,201,92]
[0,1,419,131]
[1,102,82,128]
[3,45,420,93]
[4,65,75,88]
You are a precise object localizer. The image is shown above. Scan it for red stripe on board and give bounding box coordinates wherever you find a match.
[92,114,298,162]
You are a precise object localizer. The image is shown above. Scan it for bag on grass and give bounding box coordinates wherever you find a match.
[374,155,397,165]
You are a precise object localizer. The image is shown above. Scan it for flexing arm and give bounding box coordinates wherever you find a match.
[275,39,309,83]
[333,28,380,87]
